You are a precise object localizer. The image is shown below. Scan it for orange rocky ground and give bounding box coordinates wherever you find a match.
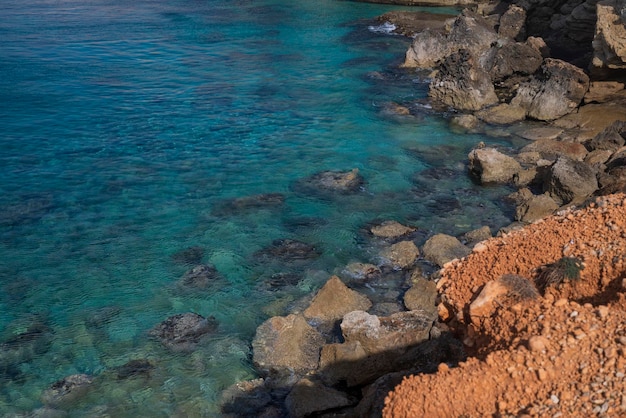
[383,193,626,417]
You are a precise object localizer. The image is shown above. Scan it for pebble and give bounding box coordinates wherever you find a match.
[528,336,548,352]
[554,298,568,307]
[597,305,609,319]
[551,394,559,404]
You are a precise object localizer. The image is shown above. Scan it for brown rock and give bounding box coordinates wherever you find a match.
[303,276,372,323]
[584,81,626,103]
[379,240,420,269]
[370,220,416,239]
[252,314,325,375]
[515,193,560,223]
[520,139,588,162]
[422,233,471,267]
[475,103,527,125]
[284,378,353,418]
[516,127,564,141]
[546,156,599,205]
[404,277,438,314]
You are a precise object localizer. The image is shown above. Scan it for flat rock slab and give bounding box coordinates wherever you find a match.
[516,127,564,141]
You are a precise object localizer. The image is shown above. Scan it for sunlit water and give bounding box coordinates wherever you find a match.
[0,0,515,415]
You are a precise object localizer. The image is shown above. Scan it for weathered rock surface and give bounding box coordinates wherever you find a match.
[378,240,420,270]
[342,262,382,282]
[220,378,273,416]
[511,58,589,121]
[515,192,560,223]
[429,50,499,111]
[375,11,451,37]
[403,277,437,315]
[468,147,522,184]
[591,0,626,74]
[422,234,471,267]
[150,313,218,352]
[546,156,599,204]
[303,276,372,324]
[587,120,626,152]
[475,103,527,125]
[252,314,325,376]
[285,378,354,418]
[519,139,588,161]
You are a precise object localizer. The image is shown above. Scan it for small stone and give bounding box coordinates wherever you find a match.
[537,368,548,381]
[551,394,559,404]
[437,363,450,372]
[554,298,568,307]
[597,305,609,319]
[528,336,548,352]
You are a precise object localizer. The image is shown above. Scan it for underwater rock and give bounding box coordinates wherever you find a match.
[0,319,53,375]
[177,264,223,290]
[150,313,218,352]
[116,359,155,380]
[291,168,364,196]
[370,220,417,240]
[261,272,303,291]
[220,378,273,416]
[211,193,285,216]
[254,239,321,262]
[41,374,94,407]
[85,306,122,329]
[378,241,420,270]
[342,262,382,282]
[171,246,205,265]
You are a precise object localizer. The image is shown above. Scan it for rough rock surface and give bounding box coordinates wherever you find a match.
[546,156,599,204]
[252,314,325,376]
[370,220,416,240]
[591,0,626,73]
[384,194,626,417]
[303,275,372,323]
[378,240,420,270]
[284,378,353,418]
[511,58,589,121]
[468,147,522,184]
[422,234,471,267]
[41,374,94,407]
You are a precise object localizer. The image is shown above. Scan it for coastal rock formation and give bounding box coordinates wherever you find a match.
[378,240,420,270]
[591,0,626,74]
[510,58,589,121]
[284,377,354,418]
[149,313,218,352]
[369,220,416,240]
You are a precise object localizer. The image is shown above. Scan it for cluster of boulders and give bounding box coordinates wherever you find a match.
[467,119,626,223]
[218,219,503,417]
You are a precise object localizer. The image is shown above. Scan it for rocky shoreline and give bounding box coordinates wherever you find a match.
[217,1,626,416]
[23,1,626,416]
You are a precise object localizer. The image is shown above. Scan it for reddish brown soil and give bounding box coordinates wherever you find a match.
[383,193,626,417]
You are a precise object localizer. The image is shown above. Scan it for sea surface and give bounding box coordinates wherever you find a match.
[0,0,515,415]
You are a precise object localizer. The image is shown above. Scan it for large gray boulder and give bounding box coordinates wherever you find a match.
[511,58,589,121]
[545,156,599,204]
[468,147,522,184]
[252,314,325,376]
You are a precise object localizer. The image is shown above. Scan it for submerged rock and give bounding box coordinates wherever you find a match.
[370,220,417,240]
[116,359,155,380]
[150,313,218,352]
[285,377,354,418]
[177,264,223,290]
[254,238,321,262]
[220,378,273,416]
[171,246,205,265]
[211,193,285,216]
[422,234,471,267]
[291,168,364,196]
[0,319,53,375]
[378,241,420,270]
[41,374,94,408]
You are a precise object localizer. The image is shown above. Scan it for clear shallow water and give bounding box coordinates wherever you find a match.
[0,0,514,415]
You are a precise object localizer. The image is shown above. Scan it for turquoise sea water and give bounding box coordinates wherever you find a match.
[0,0,515,415]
